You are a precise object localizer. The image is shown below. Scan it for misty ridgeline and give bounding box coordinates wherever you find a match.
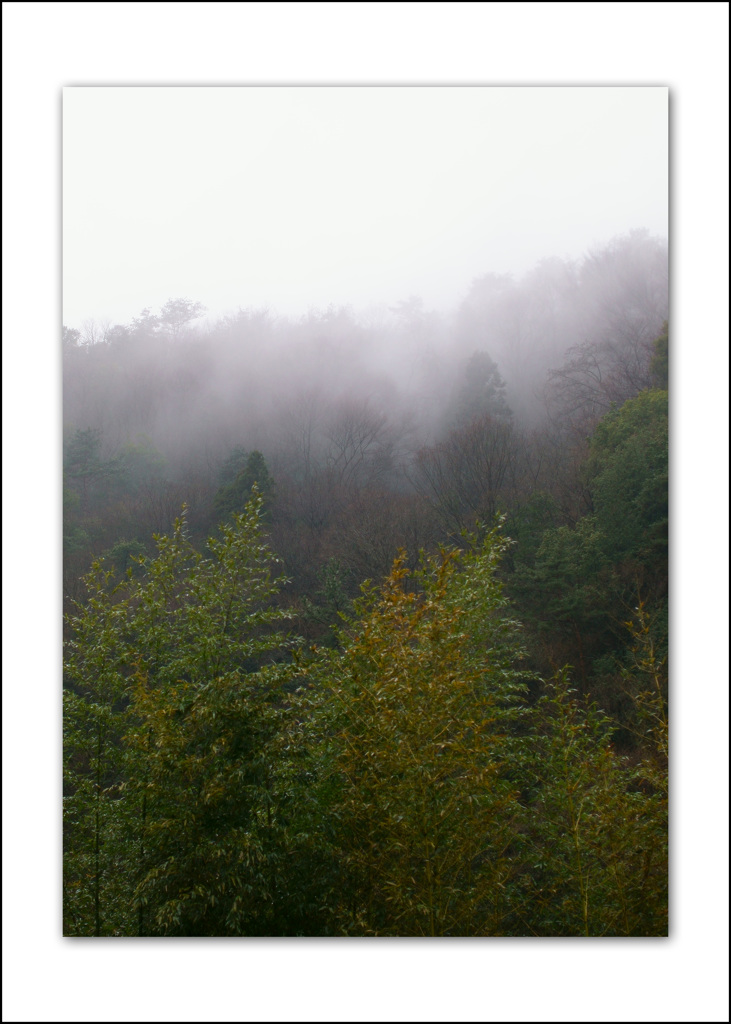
[63,229,669,936]
[64,230,667,582]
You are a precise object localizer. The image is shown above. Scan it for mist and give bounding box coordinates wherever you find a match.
[64,228,668,443]
[63,87,667,329]
[63,86,668,478]
[63,227,667,597]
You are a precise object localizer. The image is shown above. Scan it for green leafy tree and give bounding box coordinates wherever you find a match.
[621,600,668,768]
[451,350,512,427]
[63,562,134,935]
[213,450,274,521]
[298,526,529,935]
[62,477,89,557]
[300,556,354,647]
[217,446,251,487]
[63,428,107,514]
[510,388,667,693]
[650,321,669,390]
[511,515,616,686]
[108,436,167,499]
[504,491,560,570]
[586,388,668,576]
[102,539,147,579]
[64,490,298,936]
[517,671,667,936]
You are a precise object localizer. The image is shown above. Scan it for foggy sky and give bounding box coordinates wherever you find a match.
[63,86,667,327]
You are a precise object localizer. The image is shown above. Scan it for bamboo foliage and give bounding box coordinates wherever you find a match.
[518,670,667,936]
[300,526,529,935]
[64,500,667,936]
[64,490,297,936]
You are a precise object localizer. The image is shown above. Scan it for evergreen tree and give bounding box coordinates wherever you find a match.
[451,350,512,427]
[64,490,298,936]
[213,450,274,521]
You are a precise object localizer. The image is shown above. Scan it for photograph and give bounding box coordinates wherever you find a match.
[62,85,669,938]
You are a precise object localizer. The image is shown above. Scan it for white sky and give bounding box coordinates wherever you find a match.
[63,86,668,326]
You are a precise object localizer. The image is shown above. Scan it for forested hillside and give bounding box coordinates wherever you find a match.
[63,230,669,936]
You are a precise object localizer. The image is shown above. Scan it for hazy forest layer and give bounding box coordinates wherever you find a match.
[63,230,669,936]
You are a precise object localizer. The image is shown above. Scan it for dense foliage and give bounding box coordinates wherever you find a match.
[296,532,529,936]
[64,500,667,937]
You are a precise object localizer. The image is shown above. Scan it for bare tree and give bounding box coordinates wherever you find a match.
[547,231,668,424]
[412,413,519,536]
[323,398,396,492]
